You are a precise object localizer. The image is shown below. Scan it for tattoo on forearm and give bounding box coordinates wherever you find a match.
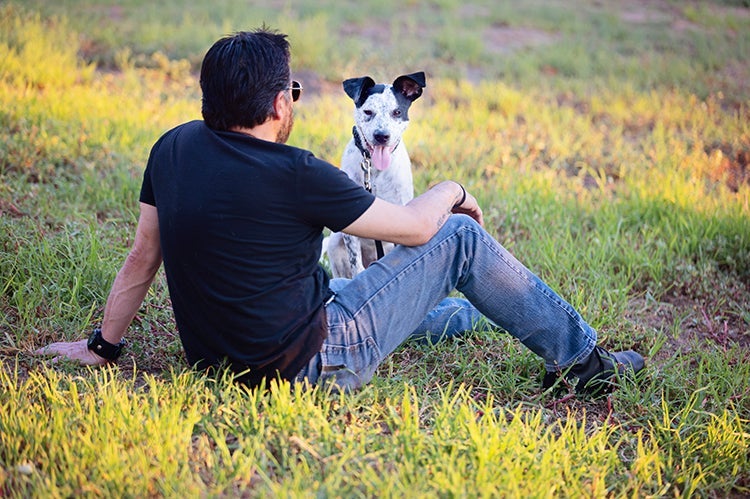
[436,211,449,230]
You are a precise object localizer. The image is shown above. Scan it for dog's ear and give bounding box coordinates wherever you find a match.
[343,76,376,106]
[393,72,426,102]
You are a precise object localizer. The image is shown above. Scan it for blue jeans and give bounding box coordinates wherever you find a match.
[296,215,597,391]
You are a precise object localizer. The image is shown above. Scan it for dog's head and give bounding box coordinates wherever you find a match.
[343,72,426,171]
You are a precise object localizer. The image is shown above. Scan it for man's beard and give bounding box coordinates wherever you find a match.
[276,111,294,143]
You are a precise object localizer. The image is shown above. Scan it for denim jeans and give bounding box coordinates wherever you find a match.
[295,214,597,391]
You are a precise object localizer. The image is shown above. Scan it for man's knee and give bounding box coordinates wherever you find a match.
[444,213,481,233]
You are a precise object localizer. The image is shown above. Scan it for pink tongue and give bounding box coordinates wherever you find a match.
[371,146,391,171]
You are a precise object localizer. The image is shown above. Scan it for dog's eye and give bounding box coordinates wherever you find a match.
[392,109,402,117]
[363,110,374,118]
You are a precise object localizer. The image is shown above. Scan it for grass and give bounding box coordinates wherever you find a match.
[1,0,749,496]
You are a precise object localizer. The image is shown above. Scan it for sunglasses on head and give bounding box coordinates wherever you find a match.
[289,80,303,102]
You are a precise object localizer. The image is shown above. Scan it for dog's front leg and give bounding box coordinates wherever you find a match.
[326,232,349,279]
[343,233,366,277]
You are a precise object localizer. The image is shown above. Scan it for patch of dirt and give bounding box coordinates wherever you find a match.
[704,143,750,192]
[339,23,394,50]
[482,23,558,55]
[291,69,340,98]
[618,0,750,34]
[619,8,673,25]
[0,199,26,218]
[617,0,700,32]
[626,290,750,365]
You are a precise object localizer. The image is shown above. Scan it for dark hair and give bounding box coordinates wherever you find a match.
[200,28,291,131]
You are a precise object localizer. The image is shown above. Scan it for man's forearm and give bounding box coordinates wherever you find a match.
[400,180,482,244]
[405,180,465,234]
[100,252,161,344]
[342,180,482,247]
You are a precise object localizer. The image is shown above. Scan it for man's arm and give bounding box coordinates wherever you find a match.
[35,203,163,364]
[343,180,483,246]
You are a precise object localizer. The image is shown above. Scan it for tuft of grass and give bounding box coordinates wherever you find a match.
[2,361,747,496]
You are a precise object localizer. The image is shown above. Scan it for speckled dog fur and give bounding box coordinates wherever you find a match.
[327,72,426,279]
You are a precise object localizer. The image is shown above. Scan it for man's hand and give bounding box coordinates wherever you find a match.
[34,339,110,366]
[451,189,484,227]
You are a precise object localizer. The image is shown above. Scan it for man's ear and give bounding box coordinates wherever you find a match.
[272,89,290,120]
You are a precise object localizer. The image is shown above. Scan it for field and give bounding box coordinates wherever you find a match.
[1,0,749,496]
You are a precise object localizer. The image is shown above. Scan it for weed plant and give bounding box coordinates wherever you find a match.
[1,1,749,496]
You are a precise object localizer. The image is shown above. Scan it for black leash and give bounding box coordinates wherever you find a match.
[352,126,385,260]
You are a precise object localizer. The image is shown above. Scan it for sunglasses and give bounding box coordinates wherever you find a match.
[289,80,303,102]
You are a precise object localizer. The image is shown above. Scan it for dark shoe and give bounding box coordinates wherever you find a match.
[542,346,645,396]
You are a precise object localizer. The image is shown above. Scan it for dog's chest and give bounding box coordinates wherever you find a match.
[370,159,413,203]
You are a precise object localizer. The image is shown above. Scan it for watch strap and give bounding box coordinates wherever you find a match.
[87,328,125,360]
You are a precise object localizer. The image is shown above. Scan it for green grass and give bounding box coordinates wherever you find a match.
[1,0,749,496]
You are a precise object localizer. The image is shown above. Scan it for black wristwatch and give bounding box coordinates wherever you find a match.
[87,328,126,360]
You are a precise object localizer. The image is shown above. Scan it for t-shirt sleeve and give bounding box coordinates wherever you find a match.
[296,152,375,232]
[139,139,162,207]
[139,165,155,206]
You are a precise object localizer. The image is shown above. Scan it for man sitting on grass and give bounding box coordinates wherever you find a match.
[36,28,644,396]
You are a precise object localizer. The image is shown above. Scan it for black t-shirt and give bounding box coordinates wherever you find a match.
[139,120,375,386]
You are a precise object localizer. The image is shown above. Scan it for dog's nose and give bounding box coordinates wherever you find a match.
[373,132,390,145]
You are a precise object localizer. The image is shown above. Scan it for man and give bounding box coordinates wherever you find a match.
[37,28,644,395]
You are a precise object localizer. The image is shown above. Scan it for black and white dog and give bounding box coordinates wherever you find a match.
[327,72,426,279]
